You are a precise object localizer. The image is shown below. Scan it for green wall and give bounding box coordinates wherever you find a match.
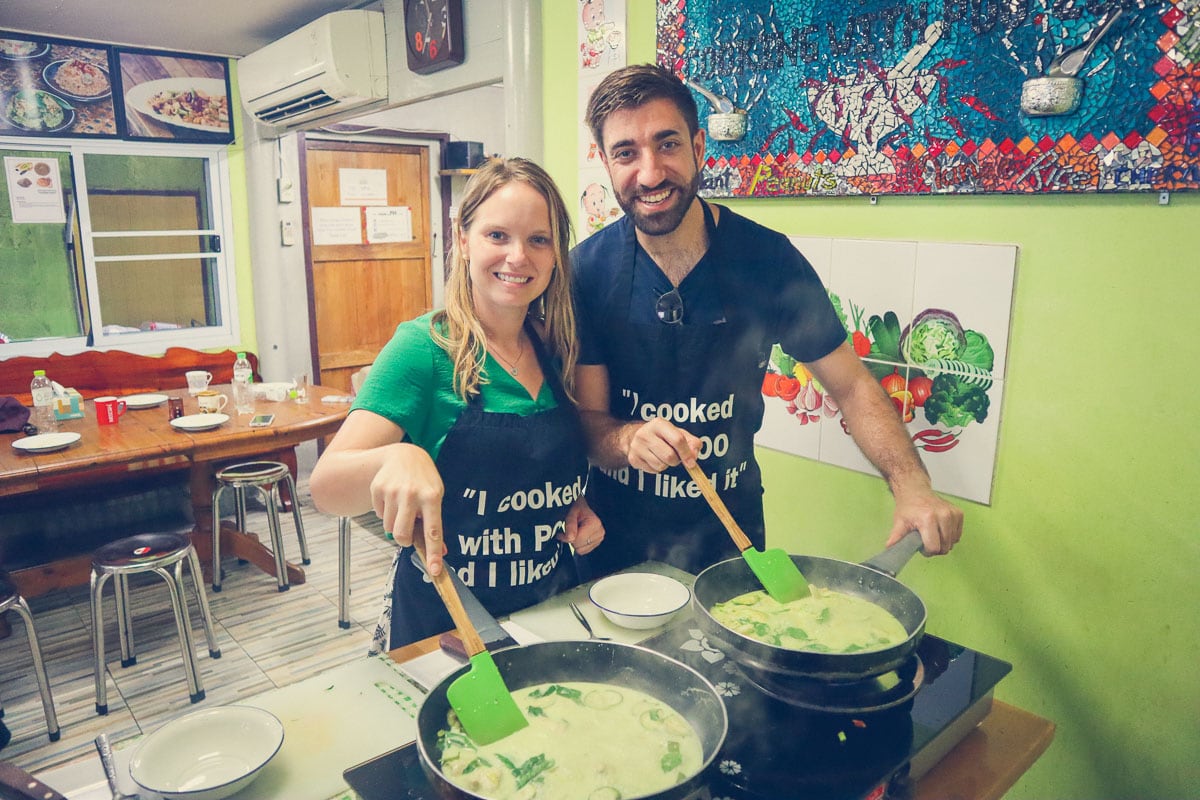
[543,3,1200,797]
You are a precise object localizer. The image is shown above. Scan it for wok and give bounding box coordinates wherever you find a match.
[415,639,728,800]
[692,531,927,682]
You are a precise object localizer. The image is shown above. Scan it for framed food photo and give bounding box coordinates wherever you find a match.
[0,31,119,139]
[115,49,233,143]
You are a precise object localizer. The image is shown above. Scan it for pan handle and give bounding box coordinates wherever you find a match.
[860,530,924,577]
[0,760,69,800]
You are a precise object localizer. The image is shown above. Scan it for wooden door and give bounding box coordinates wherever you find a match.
[301,139,433,392]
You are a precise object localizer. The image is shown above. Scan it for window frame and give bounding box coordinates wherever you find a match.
[0,136,241,357]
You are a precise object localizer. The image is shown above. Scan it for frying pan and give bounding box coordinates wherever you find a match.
[691,532,927,682]
[416,643,727,799]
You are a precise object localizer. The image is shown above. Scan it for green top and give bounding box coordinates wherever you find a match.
[33,369,45,377]
[352,312,559,461]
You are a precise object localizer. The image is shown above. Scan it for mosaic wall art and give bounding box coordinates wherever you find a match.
[656,0,1200,196]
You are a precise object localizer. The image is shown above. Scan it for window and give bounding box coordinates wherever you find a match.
[0,140,239,355]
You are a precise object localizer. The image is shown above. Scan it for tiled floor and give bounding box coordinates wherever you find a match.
[0,479,397,776]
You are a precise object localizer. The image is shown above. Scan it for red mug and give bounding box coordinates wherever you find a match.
[95,396,127,425]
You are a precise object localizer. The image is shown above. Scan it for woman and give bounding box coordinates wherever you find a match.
[310,158,603,651]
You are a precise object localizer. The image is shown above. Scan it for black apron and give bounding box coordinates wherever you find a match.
[581,202,772,577]
[383,324,587,649]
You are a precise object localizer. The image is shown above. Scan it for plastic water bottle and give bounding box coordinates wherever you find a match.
[30,369,58,433]
[232,352,255,415]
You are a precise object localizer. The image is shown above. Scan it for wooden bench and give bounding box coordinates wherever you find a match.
[0,347,260,404]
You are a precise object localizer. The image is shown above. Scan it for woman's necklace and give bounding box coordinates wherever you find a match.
[490,337,526,375]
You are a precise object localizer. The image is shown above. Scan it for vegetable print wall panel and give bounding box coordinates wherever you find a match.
[756,238,1017,504]
[657,0,1200,196]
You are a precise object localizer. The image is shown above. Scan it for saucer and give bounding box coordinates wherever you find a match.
[123,393,169,409]
[11,431,82,453]
[170,413,229,432]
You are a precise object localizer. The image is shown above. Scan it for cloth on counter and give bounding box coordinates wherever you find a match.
[0,396,30,432]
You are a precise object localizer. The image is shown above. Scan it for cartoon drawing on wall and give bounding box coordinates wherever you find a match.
[757,238,1017,504]
[580,180,620,234]
[660,1,1200,196]
[580,0,624,71]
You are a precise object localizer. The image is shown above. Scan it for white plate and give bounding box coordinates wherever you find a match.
[124,77,230,134]
[123,393,169,409]
[11,431,82,453]
[170,413,229,432]
[130,705,284,800]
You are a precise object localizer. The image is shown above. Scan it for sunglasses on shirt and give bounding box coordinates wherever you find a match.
[655,287,684,325]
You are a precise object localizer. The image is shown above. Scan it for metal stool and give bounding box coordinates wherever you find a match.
[0,571,60,742]
[212,461,309,592]
[338,516,351,629]
[89,532,221,715]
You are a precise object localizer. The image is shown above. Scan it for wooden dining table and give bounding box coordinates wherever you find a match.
[0,384,350,603]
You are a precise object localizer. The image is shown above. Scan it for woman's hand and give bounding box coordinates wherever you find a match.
[561,496,605,555]
[370,443,449,574]
[310,410,449,575]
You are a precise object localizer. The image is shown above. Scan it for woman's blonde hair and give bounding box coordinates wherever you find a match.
[432,158,578,401]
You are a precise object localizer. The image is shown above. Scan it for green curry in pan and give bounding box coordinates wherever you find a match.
[710,586,908,654]
[438,681,704,799]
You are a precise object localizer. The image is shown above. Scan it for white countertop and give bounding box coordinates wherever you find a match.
[37,562,693,800]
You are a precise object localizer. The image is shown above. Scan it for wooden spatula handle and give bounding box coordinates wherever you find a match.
[412,531,487,657]
[683,461,753,553]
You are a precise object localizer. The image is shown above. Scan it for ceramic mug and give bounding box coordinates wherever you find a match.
[95,396,127,425]
[186,370,213,396]
[196,390,228,414]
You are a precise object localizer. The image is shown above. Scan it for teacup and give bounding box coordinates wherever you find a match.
[95,396,127,425]
[196,390,228,414]
[186,370,213,396]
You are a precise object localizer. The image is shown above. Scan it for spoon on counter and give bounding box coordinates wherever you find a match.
[95,733,139,800]
[569,602,611,640]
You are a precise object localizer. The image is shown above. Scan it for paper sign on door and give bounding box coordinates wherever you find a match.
[365,206,413,243]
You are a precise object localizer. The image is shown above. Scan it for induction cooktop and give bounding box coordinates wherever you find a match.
[344,627,1010,800]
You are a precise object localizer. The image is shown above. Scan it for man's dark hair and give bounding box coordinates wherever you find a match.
[585,63,700,153]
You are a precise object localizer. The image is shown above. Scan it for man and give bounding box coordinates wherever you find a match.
[571,64,962,576]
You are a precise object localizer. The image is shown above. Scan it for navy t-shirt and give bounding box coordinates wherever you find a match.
[573,203,845,369]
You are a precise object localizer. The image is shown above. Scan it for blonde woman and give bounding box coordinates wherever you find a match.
[311,158,603,650]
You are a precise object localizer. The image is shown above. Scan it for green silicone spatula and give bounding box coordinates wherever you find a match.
[684,461,811,603]
[412,535,528,745]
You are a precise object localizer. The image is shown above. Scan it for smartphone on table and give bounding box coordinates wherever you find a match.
[249,413,275,428]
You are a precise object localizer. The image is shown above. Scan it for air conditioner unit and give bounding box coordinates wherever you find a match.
[239,9,387,130]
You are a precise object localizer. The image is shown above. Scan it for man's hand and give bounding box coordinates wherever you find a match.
[886,479,963,555]
[623,417,702,473]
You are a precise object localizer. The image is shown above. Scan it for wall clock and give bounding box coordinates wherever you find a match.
[403,0,466,75]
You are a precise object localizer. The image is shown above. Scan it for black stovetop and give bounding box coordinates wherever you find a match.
[345,626,1010,800]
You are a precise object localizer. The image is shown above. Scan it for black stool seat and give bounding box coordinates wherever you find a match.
[92,531,192,569]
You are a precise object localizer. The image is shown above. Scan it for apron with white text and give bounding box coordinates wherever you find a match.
[581,203,771,577]
[370,327,587,652]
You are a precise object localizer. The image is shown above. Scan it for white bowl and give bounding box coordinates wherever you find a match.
[588,572,691,630]
[129,705,284,800]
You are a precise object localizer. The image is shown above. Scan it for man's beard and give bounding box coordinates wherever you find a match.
[614,168,700,237]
